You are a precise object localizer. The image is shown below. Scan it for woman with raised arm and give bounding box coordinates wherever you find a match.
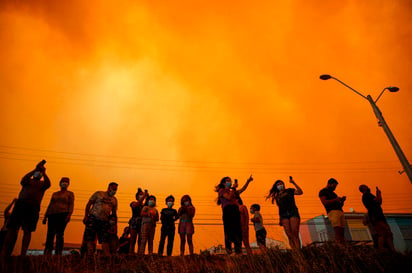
[266,176,303,249]
[215,177,242,254]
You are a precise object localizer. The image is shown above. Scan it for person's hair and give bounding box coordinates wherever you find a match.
[215,177,230,192]
[60,177,70,183]
[181,195,192,206]
[328,178,338,185]
[266,180,284,204]
[165,195,175,203]
[144,195,156,206]
[359,184,368,193]
[215,177,230,205]
[251,204,260,211]
[109,182,118,188]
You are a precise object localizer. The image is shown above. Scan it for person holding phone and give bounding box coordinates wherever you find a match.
[359,184,395,251]
[1,160,50,256]
[266,176,303,249]
[319,178,346,244]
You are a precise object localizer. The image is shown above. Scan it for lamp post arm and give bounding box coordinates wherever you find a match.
[331,77,368,100]
[374,88,387,104]
[366,95,412,183]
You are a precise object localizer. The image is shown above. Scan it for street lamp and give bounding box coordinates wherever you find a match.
[320,74,412,184]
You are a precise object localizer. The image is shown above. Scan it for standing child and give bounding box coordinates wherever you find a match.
[107,215,119,254]
[250,204,267,250]
[177,195,195,256]
[138,195,159,255]
[158,195,178,256]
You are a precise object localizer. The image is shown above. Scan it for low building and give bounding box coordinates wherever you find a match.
[300,212,412,252]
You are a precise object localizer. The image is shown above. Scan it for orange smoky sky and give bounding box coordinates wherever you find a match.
[1,1,412,254]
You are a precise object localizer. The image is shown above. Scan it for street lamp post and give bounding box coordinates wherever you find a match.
[320,74,412,184]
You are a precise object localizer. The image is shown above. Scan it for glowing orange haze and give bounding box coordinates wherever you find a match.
[1,1,411,254]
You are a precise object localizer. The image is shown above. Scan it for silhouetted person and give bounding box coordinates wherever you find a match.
[359,185,395,251]
[266,176,303,249]
[107,215,119,254]
[129,188,148,254]
[0,198,17,255]
[83,182,118,256]
[117,226,131,254]
[319,178,346,244]
[215,177,242,254]
[177,195,195,256]
[233,176,253,254]
[1,160,50,256]
[158,195,178,256]
[43,177,74,255]
[250,204,267,250]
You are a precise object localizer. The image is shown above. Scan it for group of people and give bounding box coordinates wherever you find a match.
[82,185,196,257]
[318,178,394,251]
[216,175,394,253]
[0,161,196,257]
[0,160,395,257]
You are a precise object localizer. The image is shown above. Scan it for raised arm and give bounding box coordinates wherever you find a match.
[236,175,253,195]
[290,178,303,195]
[375,187,382,205]
[42,172,51,190]
[21,170,36,186]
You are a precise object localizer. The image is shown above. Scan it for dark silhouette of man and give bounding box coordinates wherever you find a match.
[1,160,50,256]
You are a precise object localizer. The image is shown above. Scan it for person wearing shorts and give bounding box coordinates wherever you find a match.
[319,178,346,244]
[83,182,118,256]
[177,195,195,256]
[1,161,50,256]
[42,177,74,255]
[359,184,395,251]
[266,176,303,249]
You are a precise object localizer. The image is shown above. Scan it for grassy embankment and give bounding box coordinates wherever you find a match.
[1,243,411,273]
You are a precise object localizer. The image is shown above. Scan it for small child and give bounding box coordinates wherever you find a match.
[177,195,195,255]
[158,195,178,256]
[250,204,267,250]
[117,226,131,254]
[107,215,119,254]
[138,195,159,255]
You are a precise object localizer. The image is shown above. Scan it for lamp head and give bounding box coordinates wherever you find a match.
[320,74,332,80]
[386,86,399,92]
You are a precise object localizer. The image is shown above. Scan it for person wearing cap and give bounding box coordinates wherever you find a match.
[83,182,118,256]
[319,178,346,243]
[42,177,74,255]
[1,160,50,256]
[359,184,395,251]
